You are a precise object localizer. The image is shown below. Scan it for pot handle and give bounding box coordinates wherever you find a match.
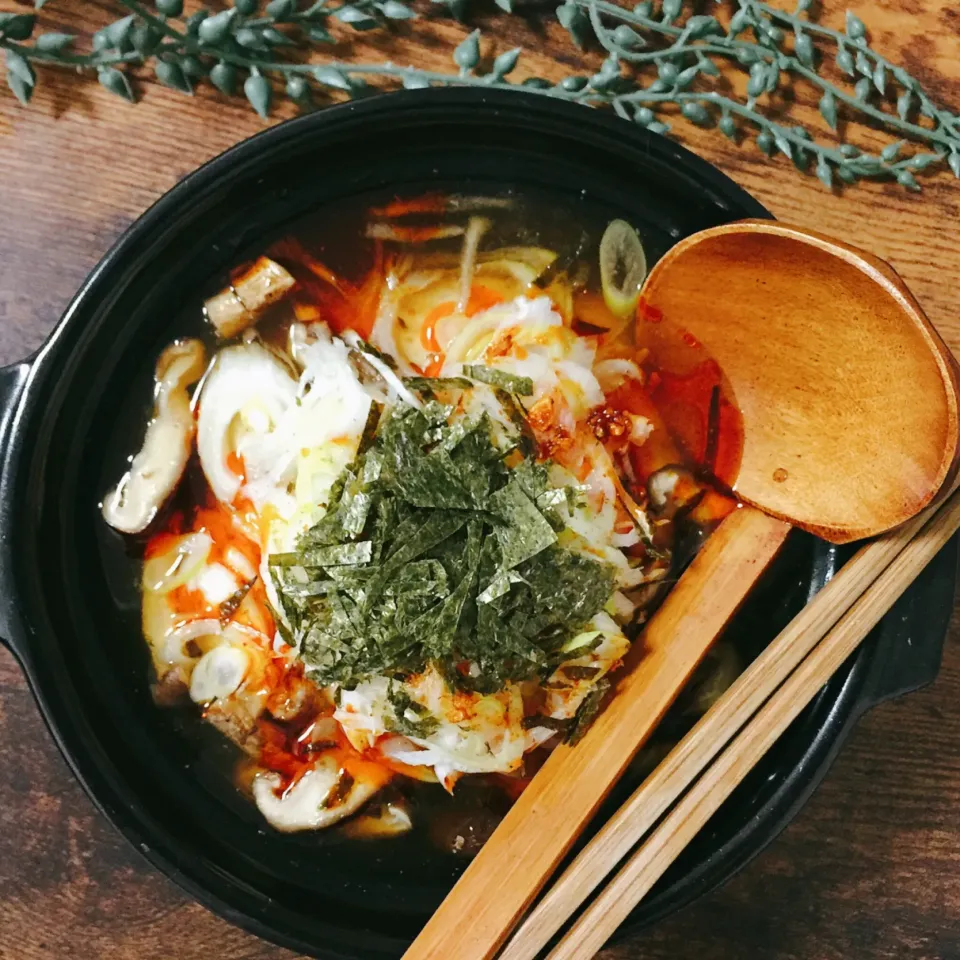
[0,359,32,659]
[855,533,959,712]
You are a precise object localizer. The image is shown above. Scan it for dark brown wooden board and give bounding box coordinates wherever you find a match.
[2,0,960,955]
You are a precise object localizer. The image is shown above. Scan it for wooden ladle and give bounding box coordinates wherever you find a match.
[403,220,960,960]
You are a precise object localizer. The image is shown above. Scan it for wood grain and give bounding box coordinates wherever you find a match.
[1,0,960,958]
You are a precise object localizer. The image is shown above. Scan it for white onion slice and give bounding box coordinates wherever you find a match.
[189,645,250,703]
[142,532,213,594]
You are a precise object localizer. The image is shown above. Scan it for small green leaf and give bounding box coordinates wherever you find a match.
[0,13,36,40]
[633,0,652,17]
[380,0,414,17]
[661,0,681,24]
[764,64,779,93]
[34,0,48,8]
[685,14,720,39]
[180,56,207,78]
[307,25,332,41]
[819,91,837,129]
[106,14,135,47]
[494,0,512,10]
[796,0,813,10]
[771,126,792,158]
[792,145,811,172]
[98,66,135,102]
[156,0,184,15]
[155,59,192,93]
[92,29,112,51]
[314,64,351,89]
[836,164,857,184]
[845,10,866,40]
[634,106,654,125]
[746,61,766,98]
[794,31,814,68]
[6,69,31,104]
[949,153,960,179]
[286,74,311,104]
[198,9,237,44]
[908,152,940,172]
[835,46,855,76]
[675,66,699,89]
[522,77,551,89]
[681,101,711,127]
[131,23,161,54]
[854,77,871,101]
[735,46,761,65]
[612,24,645,48]
[233,0,258,12]
[729,8,748,34]
[646,120,670,135]
[657,60,680,86]
[209,61,238,94]
[896,170,920,192]
[266,0,296,19]
[453,29,480,73]
[244,71,272,117]
[35,32,76,52]
[445,0,468,22]
[896,91,912,121]
[880,140,902,162]
[872,62,885,94]
[719,114,736,139]
[336,4,379,28]
[918,96,936,119]
[764,25,783,44]
[491,48,520,79]
[556,2,590,49]
[262,26,294,44]
[697,55,720,77]
[235,26,267,48]
[816,158,833,188]
[657,61,678,84]
[184,11,209,34]
[560,75,587,92]
[855,49,871,77]
[756,129,775,156]
[402,72,429,89]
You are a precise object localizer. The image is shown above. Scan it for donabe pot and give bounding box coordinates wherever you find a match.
[0,90,954,960]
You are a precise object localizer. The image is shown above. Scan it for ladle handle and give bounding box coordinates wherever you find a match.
[402,507,791,960]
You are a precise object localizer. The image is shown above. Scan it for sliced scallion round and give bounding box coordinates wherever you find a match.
[599,220,648,319]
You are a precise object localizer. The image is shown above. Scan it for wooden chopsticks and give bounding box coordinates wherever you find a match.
[498,483,960,960]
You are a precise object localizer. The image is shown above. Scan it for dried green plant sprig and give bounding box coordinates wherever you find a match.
[2,0,959,190]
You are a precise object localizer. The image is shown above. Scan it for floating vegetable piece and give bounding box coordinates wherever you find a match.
[251,755,389,832]
[367,223,466,243]
[189,644,250,703]
[599,219,648,319]
[196,342,298,504]
[102,338,206,534]
[341,800,414,838]
[203,256,296,339]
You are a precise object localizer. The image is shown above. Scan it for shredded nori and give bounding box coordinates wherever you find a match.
[270,378,617,701]
[463,364,535,396]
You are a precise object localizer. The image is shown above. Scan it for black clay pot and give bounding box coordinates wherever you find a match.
[0,89,955,960]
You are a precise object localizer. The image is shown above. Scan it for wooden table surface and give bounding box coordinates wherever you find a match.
[2,0,960,957]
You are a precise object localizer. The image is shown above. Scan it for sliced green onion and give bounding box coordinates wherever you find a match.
[599,219,648,319]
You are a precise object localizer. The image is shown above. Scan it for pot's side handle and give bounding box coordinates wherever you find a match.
[0,360,32,659]
[855,532,959,712]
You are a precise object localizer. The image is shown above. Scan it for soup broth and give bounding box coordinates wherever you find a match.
[96,187,746,868]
